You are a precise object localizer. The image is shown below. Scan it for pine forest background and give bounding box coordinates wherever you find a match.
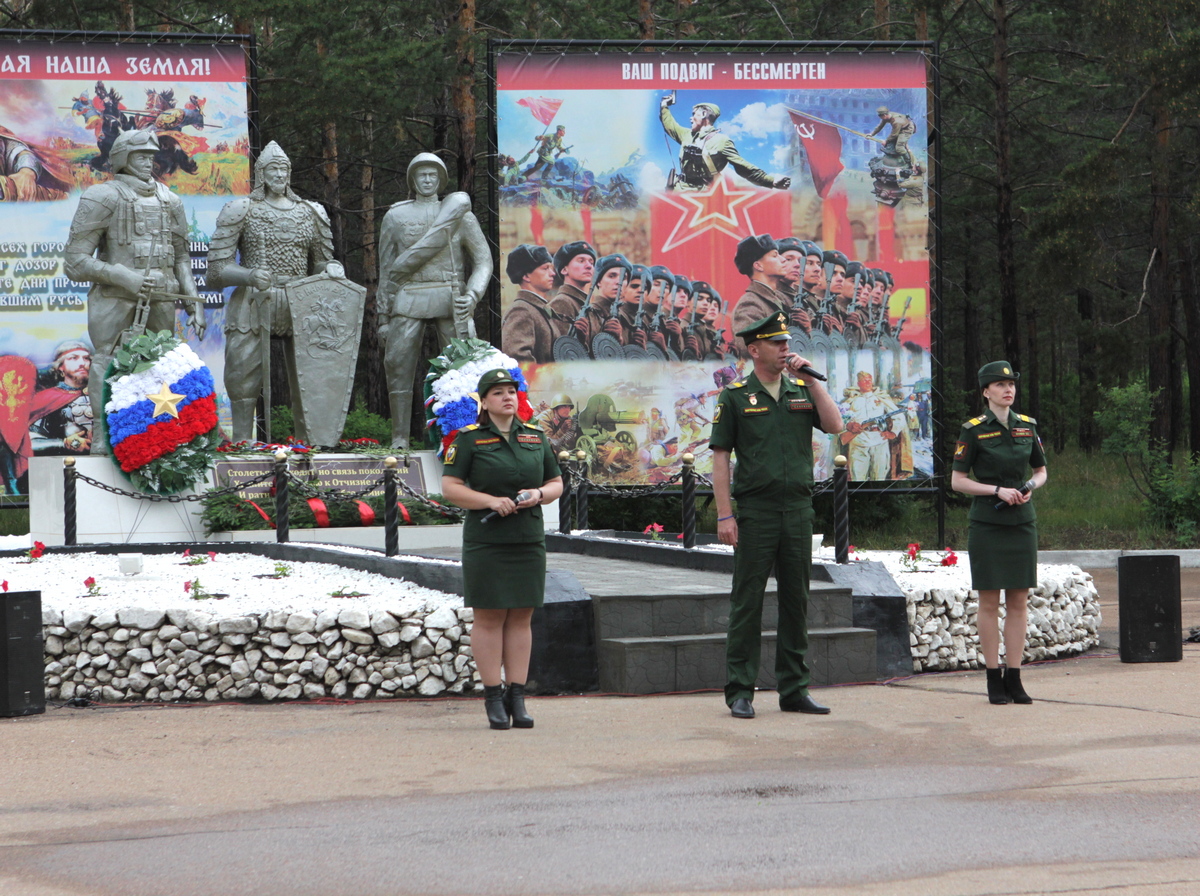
[4,0,1200,474]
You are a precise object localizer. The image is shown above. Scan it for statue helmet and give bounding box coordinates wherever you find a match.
[109,129,160,174]
[254,141,291,183]
[407,152,449,193]
[876,106,890,116]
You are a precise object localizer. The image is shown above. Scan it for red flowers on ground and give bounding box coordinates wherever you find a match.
[941,548,958,567]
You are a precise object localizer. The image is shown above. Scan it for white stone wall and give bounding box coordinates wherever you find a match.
[41,604,477,703]
[905,565,1101,672]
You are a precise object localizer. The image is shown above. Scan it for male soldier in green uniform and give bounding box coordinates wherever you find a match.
[869,106,918,170]
[660,96,791,192]
[710,312,843,718]
[522,125,568,179]
[731,234,790,344]
[501,243,557,364]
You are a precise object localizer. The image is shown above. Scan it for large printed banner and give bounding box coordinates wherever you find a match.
[496,49,933,485]
[0,36,250,496]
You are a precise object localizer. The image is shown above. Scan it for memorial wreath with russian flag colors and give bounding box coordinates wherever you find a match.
[422,338,532,457]
[103,330,221,494]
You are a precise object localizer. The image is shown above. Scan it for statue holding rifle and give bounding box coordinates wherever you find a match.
[65,129,206,455]
[378,153,492,448]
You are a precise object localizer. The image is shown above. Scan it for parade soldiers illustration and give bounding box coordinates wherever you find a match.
[660,95,791,192]
[207,141,338,442]
[378,153,492,448]
[65,129,205,454]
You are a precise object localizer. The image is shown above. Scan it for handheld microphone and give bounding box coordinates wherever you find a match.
[993,481,1032,511]
[481,491,531,523]
[787,356,828,381]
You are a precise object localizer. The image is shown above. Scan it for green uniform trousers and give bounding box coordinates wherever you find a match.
[725,508,813,705]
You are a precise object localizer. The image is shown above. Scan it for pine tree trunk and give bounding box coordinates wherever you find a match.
[1076,287,1099,452]
[1147,83,1172,454]
[993,0,1020,370]
[358,114,387,417]
[453,0,476,194]
[1183,245,1200,459]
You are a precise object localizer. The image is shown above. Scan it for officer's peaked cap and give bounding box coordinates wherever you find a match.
[978,361,1019,388]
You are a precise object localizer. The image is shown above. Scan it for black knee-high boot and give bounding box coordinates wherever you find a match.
[504,683,534,728]
[1004,667,1032,704]
[986,668,1009,705]
[484,684,511,729]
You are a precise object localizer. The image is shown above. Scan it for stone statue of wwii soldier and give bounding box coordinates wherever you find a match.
[207,141,344,443]
[65,129,205,455]
[378,153,491,448]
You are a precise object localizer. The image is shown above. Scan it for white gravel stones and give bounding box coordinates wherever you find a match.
[876,553,1102,672]
[8,550,475,704]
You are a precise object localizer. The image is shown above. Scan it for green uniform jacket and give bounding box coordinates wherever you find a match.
[952,409,1046,525]
[443,420,559,543]
[709,371,825,514]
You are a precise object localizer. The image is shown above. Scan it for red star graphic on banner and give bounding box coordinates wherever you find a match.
[654,173,781,253]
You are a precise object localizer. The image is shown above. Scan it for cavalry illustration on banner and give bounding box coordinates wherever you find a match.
[496,50,933,486]
[0,39,250,496]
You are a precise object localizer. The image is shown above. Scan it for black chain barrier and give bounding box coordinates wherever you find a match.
[833,456,851,564]
[562,461,715,548]
[65,454,464,551]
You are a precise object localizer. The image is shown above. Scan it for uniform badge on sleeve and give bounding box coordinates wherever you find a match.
[445,444,457,464]
[714,404,723,424]
[954,441,967,460]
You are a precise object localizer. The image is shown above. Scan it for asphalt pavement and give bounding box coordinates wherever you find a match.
[0,564,1197,896]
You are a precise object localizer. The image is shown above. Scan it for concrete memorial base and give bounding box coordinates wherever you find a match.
[27,451,547,548]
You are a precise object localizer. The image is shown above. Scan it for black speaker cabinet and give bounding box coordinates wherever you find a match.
[1,590,45,717]
[1118,555,1183,664]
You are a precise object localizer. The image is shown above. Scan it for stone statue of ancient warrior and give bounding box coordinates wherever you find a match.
[65,129,206,455]
[378,153,492,448]
[207,141,344,443]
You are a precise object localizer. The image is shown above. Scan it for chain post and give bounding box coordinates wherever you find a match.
[63,457,77,546]
[557,450,573,533]
[833,453,850,564]
[680,452,697,550]
[383,456,399,557]
[574,449,589,531]
[274,449,290,544]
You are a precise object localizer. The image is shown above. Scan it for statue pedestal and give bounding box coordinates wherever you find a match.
[26,450,534,548]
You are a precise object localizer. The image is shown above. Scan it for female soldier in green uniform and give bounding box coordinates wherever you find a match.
[950,361,1048,704]
[442,369,563,729]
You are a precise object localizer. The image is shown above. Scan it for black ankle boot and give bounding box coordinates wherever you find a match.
[1004,667,1032,704]
[986,667,1009,705]
[504,683,535,729]
[484,684,511,729]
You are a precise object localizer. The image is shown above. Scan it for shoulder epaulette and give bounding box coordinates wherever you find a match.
[964,415,987,428]
[461,424,480,432]
[521,421,541,430]
[1016,413,1037,424]
[728,381,746,389]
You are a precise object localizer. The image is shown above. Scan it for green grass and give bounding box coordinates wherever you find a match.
[821,445,1190,552]
[0,507,29,537]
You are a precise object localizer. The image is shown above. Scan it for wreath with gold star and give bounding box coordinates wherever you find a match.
[103,330,220,494]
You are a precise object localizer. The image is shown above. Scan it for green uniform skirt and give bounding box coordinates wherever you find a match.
[967,520,1038,591]
[461,540,546,609]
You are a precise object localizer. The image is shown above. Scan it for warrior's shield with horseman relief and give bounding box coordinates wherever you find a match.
[285,272,367,446]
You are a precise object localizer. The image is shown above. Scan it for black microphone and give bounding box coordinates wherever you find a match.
[481,491,531,523]
[994,482,1032,510]
[787,357,828,381]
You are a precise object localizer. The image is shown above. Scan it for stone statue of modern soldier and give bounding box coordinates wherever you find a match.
[65,129,206,455]
[377,153,492,448]
[207,141,357,444]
